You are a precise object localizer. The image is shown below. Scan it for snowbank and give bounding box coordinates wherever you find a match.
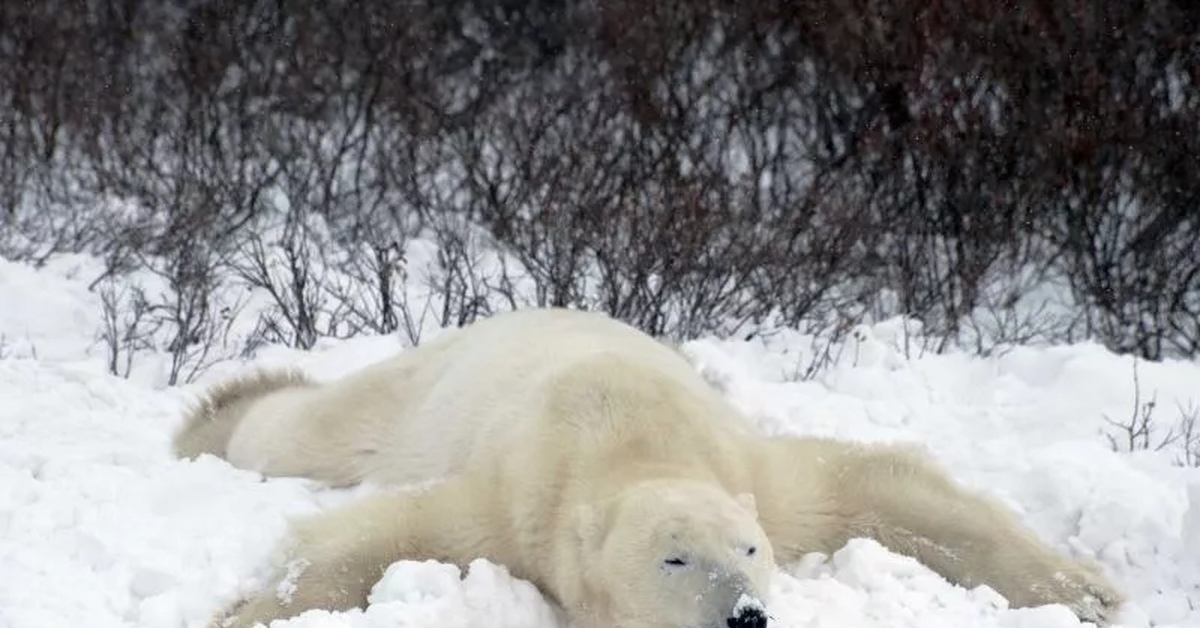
[1,256,1198,627]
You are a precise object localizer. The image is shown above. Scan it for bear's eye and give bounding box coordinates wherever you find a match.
[663,557,689,567]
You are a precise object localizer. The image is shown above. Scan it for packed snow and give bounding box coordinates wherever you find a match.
[2,253,1199,628]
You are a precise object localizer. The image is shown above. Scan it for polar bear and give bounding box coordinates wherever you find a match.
[176,307,1122,628]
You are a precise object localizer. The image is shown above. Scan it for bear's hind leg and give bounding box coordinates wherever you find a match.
[175,369,313,460]
[766,439,1123,625]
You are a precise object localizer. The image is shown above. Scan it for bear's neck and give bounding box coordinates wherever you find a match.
[595,460,721,489]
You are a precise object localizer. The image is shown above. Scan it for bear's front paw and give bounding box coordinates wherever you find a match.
[1024,561,1124,626]
[1064,575,1123,626]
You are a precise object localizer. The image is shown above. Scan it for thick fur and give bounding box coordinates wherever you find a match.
[176,307,1123,628]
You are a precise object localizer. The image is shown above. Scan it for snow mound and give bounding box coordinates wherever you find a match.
[2,256,1199,627]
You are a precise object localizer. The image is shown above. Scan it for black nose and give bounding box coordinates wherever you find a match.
[727,606,767,628]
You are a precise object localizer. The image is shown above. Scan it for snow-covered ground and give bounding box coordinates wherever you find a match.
[2,254,1199,628]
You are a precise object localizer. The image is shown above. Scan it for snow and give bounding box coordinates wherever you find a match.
[2,255,1199,628]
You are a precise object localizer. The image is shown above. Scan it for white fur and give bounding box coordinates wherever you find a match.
[180,307,1123,628]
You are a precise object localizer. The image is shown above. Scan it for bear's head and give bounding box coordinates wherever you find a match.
[577,479,774,628]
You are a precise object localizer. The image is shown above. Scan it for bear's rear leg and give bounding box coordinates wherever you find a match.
[174,369,313,461]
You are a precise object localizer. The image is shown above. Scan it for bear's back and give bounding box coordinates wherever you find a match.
[361,308,753,484]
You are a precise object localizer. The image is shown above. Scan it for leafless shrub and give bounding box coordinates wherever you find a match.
[778,317,859,383]
[1102,359,1198,464]
[94,247,244,385]
[96,280,157,379]
[957,257,1081,356]
[326,240,407,338]
[963,299,1062,358]
[1104,388,1169,455]
[154,250,246,386]
[2,0,1199,378]
[1174,401,1200,468]
[423,217,508,331]
[232,228,328,352]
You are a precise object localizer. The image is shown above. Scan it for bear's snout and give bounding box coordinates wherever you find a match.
[726,605,767,628]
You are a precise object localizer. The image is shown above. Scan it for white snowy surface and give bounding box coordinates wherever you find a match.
[2,255,1200,628]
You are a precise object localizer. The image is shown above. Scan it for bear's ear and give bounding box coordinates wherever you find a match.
[735,492,758,519]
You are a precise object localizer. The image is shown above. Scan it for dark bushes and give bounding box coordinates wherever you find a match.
[1,0,1197,382]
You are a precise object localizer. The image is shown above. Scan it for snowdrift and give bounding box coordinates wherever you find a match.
[2,255,1199,628]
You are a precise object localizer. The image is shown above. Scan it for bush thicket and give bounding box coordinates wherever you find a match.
[2,0,1198,382]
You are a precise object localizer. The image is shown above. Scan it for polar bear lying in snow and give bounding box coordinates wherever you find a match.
[175,307,1122,628]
